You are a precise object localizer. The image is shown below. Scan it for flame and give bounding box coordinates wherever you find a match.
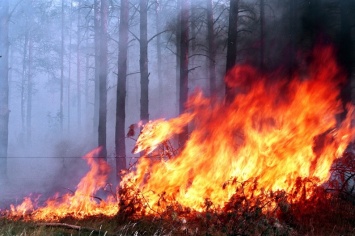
[9,147,118,221]
[5,46,355,220]
[133,113,195,154]
[123,46,355,212]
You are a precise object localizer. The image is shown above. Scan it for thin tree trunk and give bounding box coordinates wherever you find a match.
[115,0,129,181]
[68,0,73,132]
[207,0,216,95]
[60,0,65,131]
[178,0,189,146]
[98,0,108,159]
[0,0,9,178]
[140,0,149,122]
[155,3,162,112]
[175,0,181,115]
[26,35,33,142]
[77,0,81,128]
[21,31,28,132]
[93,0,100,138]
[225,0,238,103]
[85,38,89,124]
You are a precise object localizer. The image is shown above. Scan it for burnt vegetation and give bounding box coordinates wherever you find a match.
[0,153,355,235]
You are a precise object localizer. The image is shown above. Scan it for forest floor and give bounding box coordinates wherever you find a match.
[1,191,355,236]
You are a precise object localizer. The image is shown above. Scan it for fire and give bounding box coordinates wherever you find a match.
[9,147,118,221]
[122,46,355,212]
[4,46,355,220]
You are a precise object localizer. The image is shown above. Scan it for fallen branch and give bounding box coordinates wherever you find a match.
[37,222,108,235]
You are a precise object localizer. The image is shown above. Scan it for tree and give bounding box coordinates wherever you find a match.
[178,0,189,146]
[0,0,9,179]
[115,0,129,181]
[93,0,100,138]
[67,0,73,132]
[76,0,82,128]
[206,0,216,95]
[60,0,65,131]
[155,1,162,109]
[98,0,108,159]
[140,0,149,122]
[225,0,238,103]
[21,30,29,134]
[26,34,33,142]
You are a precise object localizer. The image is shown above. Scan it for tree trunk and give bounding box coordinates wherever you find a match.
[98,0,108,159]
[21,31,28,133]
[178,0,189,146]
[0,0,9,178]
[60,0,65,131]
[175,0,181,115]
[115,0,129,181]
[68,1,73,132]
[26,35,33,142]
[155,3,162,112]
[85,38,89,125]
[225,0,238,103]
[93,0,100,138]
[207,0,216,95]
[76,0,81,128]
[140,0,149,122]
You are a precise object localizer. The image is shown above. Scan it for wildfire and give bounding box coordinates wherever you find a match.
[8,147,118,221]
[4,46,355,220]
[122,46,355,213]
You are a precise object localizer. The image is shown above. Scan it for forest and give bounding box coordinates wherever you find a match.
[1,0,355,235]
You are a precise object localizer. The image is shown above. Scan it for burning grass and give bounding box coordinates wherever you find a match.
[2,45,355,235]
[2,178,355,235]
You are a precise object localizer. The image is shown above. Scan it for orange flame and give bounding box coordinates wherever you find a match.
[9,147,118,221]
[6,46,355,220]
[123,46,355,212]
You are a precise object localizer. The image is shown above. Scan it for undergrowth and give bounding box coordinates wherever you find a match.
[1,152,355,235]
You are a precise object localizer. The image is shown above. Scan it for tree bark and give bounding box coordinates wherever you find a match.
[21,31,28,133]
[115,0,129,181]
[98,0,108,159]
[85,38,89,125]
[175,0,181,115]
[26,35,33,142]
[178,0,189,146]
[60,0,65,131]
[225,0,238,103]
[140,0,149,122]
[68,1,73,132]
[93,0,100,138]
[76,0,81,128]
[155,2,162,112]
[207,0,216,95]
[0,0,9,178]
